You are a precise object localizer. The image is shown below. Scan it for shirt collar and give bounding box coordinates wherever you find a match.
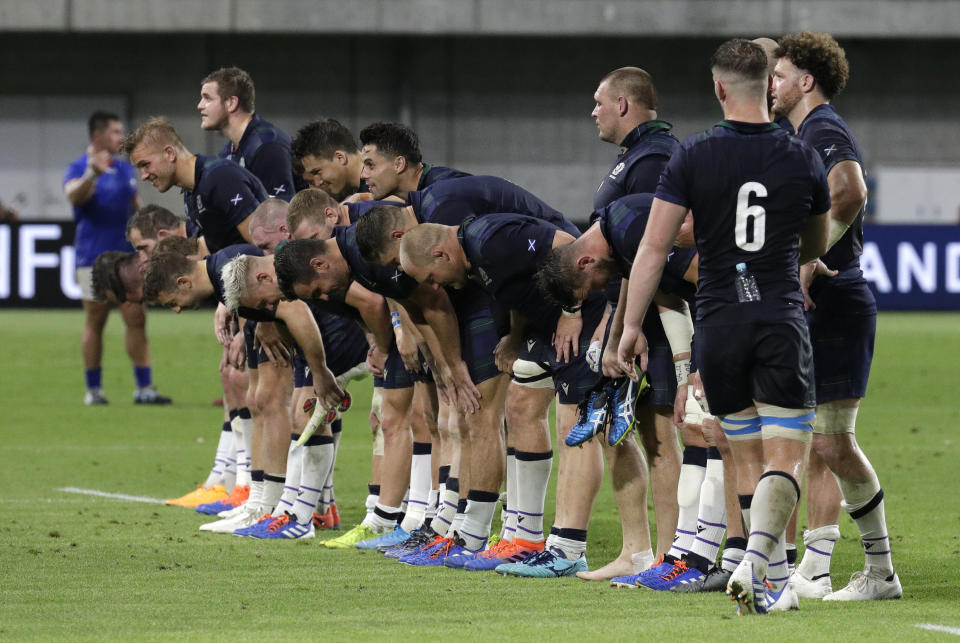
[618,120,673,152]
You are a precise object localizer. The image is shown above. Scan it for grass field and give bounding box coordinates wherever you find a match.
[1,309,959,641]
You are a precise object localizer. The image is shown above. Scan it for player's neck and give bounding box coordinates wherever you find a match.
[403,206,418,228]
[348,155,363,192]
[617,110,659,143]
[448,229,469,271]
[193,262,215,298]
[787,94,829,132]
[224,113,253,148]
[398,164,425,196]
[722,99,770,124]
[177,154,198,191]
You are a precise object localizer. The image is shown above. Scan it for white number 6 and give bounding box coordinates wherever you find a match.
[735,181,767,251]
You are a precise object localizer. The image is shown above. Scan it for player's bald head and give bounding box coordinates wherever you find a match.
[249,197,288,230]
[398,223,448,269]
[752,37,780,76]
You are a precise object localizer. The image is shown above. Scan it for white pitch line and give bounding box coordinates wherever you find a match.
[58,487,166,504]
[916,624,960,636]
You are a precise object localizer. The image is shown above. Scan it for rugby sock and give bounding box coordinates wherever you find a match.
[450,498,468,535]
[668,446,707,559]
[767,537,791,594]
[203,422,233,488]
[514,450,552,543]
[460,490,498,550]
[502,448,518,541]
[840,474,894,576]
[293,435,335,524]
[261,473,286,515]
[434,477,459,537]
[365,484,380,518]
[366,503,401,533]
[321,419,342,512]
[84,367,102,391]
[721,536,747,573]
[401,442,432,532]
[785,542,798,575]
[248,470,265,513]
[133,365,152,388]
[690,449,726,570]
[739,494,753,532]
[743,471,800,583]
[425,489,439,525]
[222,422,237,491]
[275,433,303,516]
[797,524,841,581]
[231,408,253,487]
[551,528,587,561]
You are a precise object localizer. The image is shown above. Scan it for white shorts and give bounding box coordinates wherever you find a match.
[76,267,95,301]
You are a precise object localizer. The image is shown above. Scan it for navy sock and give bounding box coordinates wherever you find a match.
[133,366,152,388]
[85,367,102,390]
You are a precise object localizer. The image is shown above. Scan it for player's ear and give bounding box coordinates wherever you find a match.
[256,271,271,284]
[714,79,726,102]
[334,150,347,166]
[309,256,327,272]
[175,275,192,290]
[390,229,404,240]
[156,229,171,240]
[618,96,628,117]
[324,207,339,224]
[394,155,406,173]
[801,72,816,94]
[576,255,595,270]
[225,95,239,113]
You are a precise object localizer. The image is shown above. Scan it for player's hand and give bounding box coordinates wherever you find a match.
[553,313,582,364]
[219,345,230,373]
[228,331,246,370]
[494,334,522,375]
[313,366,345,411]
[601,342,622,379]
[799,259,838,311]
[449,360,481,414]
[701,414,722,448]
[87,147,111,176]
[616,325,647,380]
[255,322,291,367]
[366,345,386,377]
[394,328,421,372]
[214,303,233,346]
[675,212,696,248]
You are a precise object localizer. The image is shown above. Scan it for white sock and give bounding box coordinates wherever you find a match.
[365,503,400,533]
[514,451,552,543]
[204,422,233,489]
[450,498,467,536]
[322,419,342,511]
[722,537,747,572]
[231,411,253,487]
[797,524,841,581]
[401,442,432,533]
[425,489,439,524]
[503,448,518,540]
[275,435,303,516]
[668,446,707,559]
[261,473,285,515]
[766,534,790,593]
[293,436,335,524]
[222,425,237,491]
[743,472,799,582]
[247,477,264,514]
[840,475,893,576]
[365,484,379,518]
[434,479,459,537]
[550,530,587,561]
[690,450,726,566]
[459,490,498,550]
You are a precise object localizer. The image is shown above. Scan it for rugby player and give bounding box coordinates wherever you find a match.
[291,119,367,200]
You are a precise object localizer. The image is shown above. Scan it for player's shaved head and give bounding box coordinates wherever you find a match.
[599,67,658,110]
[127,205,182,241]
[287,188,339,235]
[142,251,195,302]
[752,37,781,76]
[154,235,200,258]
[249,198,288,231]
[273,238,329,300]
[398,223,447,269]
[122,117,187,155]
[355,204,407,263]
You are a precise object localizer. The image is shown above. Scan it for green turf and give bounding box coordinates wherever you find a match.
[1,310,958,641]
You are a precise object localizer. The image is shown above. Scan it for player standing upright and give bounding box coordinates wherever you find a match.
[615,39,830,614]
[65,111,170,406]
[773,31,900,601]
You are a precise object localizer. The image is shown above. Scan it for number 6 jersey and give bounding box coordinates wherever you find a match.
[655,120,830,322]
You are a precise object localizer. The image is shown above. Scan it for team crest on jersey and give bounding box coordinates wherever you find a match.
[824,144,837,156]
[230,193,244,206]
[609,162,626,179]
[476,266,492,287]
[273,185,287,196]
[196,195,205,214]
[527,239,537,252]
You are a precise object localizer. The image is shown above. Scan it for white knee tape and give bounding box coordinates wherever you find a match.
[757,404,814,443]
[511,359,554,390]
[813,405,858,435]
[372,425,385,456]
[719,410,762,442]
[370,386,383,425]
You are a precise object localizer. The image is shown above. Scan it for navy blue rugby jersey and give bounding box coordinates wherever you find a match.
[346,199,399,224]
[458,213,564,334]
[656,120,830,321]
[595,120,679,210]
[183,155,268,253]
[417,163,471,191]
[408,175,578,236]
[797,104,865,274]
[594,193,696,302]
[333,224,418,300]
[220,114,298,201]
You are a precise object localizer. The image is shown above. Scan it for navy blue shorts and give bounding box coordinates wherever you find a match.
[642,310,677,407]
[806,273,876,403]
[243,320,259,370]
[449,285,501,385]
[373,344,431,390]
[514,295,605,405]
[695,315,815,417]
[293,336,369,388]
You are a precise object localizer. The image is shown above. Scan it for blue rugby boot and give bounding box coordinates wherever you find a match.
[565,383,610,447]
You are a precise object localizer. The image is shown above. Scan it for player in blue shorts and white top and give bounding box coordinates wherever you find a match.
[615,39,831,615]
[64,110,170,407]
[773,31,900,602]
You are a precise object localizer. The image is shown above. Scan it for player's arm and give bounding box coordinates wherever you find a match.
[64,150,111,206]
[617,198,688,378]
[388,298,424,372]
[494,309,527,374]
[798,211,830,265]
[344,281,392,355]
[401,284,481,413]
[824,159,868,250]
[275,299,344,409]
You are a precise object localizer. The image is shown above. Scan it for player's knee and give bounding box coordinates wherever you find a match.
[719,410,763,442]
[511,359,554,392]
[813,404,858,436]
[372,425,385,456]
[756,404,814,443]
